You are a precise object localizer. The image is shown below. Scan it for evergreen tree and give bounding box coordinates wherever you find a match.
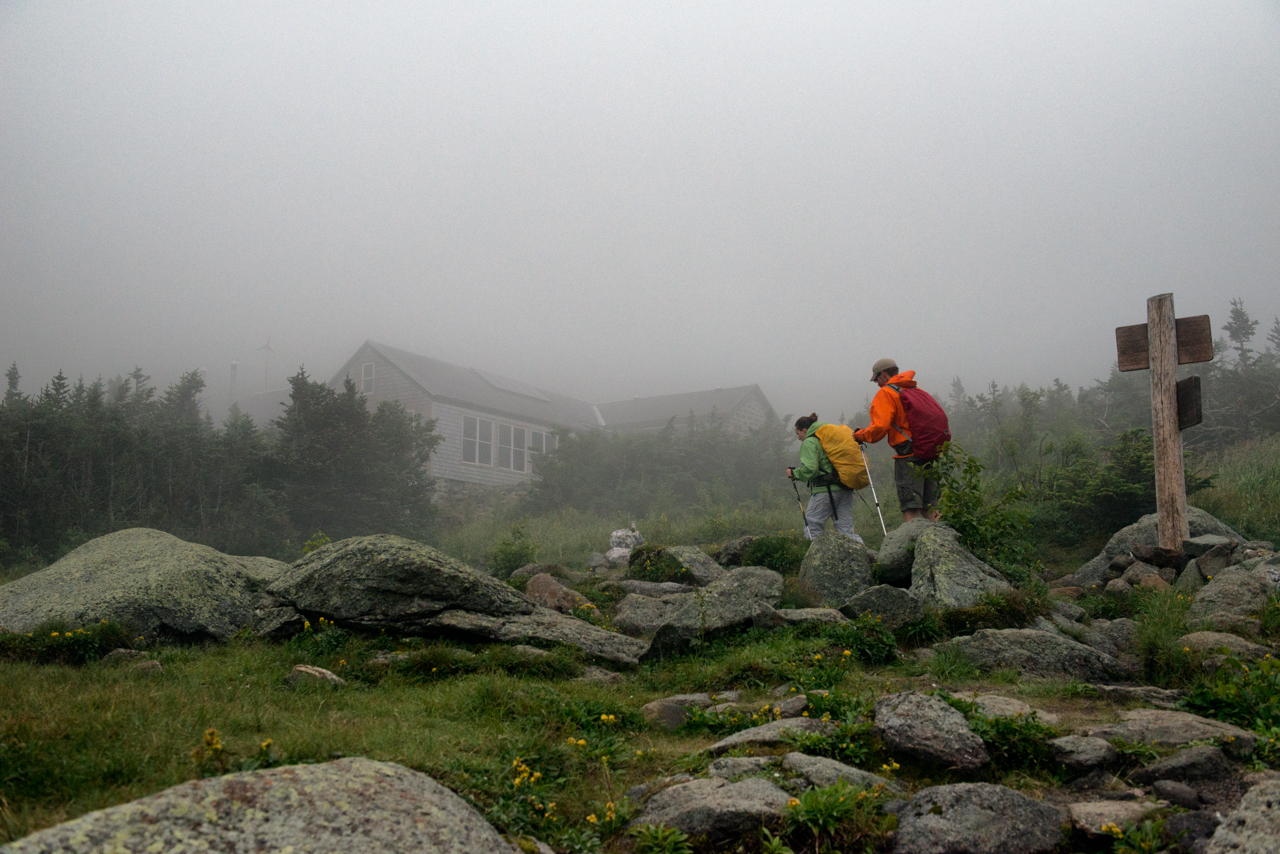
[1222,298,1259,366]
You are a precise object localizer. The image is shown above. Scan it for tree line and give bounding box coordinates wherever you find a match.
[0,365,440,566]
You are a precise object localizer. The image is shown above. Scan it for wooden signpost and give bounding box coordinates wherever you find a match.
[1115,294,1213,552]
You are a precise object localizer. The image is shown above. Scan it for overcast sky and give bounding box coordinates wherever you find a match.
[2,2,1278,423]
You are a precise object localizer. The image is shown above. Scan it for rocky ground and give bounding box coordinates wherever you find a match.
[2,512,1279,853]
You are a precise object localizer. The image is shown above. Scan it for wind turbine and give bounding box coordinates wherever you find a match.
[256,338,275,392]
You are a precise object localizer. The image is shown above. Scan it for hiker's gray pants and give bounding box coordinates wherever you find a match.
[804,489,863,544]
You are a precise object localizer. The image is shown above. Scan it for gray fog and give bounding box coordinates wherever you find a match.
[2,2,1278,423]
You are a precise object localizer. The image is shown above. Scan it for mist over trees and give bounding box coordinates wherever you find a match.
[0,365,439,565]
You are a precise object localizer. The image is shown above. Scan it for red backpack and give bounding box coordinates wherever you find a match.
[889,384,951,462]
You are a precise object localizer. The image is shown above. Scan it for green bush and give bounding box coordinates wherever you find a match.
[942,693,1059,774]
[740,534,810,574]
[1181,655,1280,731]
[925,442,1031,565]
[896,614,944,648]
[490,520,538,579]
[927,646,979,682]
[1134,589,1199,686]
[938,588,1051,637]
[626,545,697,583]
[779,779,897,854]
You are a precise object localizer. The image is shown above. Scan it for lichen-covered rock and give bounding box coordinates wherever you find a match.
[971,695,1059,725]
[716,536,762,567]
[796,530,874,607]
[1130,745,1234,784]
[4,758,510,854]
[704,717,836,756]
[1049,736,1117,771]
[874,692,989,772]
[840,584,924,631]
[909,527,1012,610]
[1206,778,1280,854]
[1088,709,1256,758]
[0,528,284,641]
[756,607,848,629]
[780,752,896,791]
[938,628,1124,681]
[524,574,596,616]
[894,783,1067,854]
[1065,508,1241,592]
[266,535,648,665]
[642,568,783,659]
[610,524,645,550]
[630,777,790,844]
[617,580,694,597]
[613,594,675,638]
[875,519,937,587]
[1179,631,1272,665]
[1069,800,1169,835]
[655,546,725,587]
[1190,569,1276,632]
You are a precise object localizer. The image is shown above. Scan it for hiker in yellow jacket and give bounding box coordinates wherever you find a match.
[786,413,864,544]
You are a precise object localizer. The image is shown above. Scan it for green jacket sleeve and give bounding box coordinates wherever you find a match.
[792,435,824,482]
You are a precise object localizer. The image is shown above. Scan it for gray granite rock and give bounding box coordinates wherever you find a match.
[704,717,837,756]
[631,777,791,844]
[874,691,989,772]
[706,756,773,779]
[1190,569,1276,632]
[796,530,874,607]
[3,758,510,854]
[1050,736,1117,771]
[894,783,1067,854]
[909,527,1012,610]
[938,628,1124,681]
[1152,779,1201,810]
[642,568,784,659]
[613,594,674,638]
[1088,709,1256,759]
[1206,778,1280,854]
[840,584,924,631]
[875,519,938,587]
[1131,745,1235,784]
[780,752,896,791]
[1065,508,1241,592]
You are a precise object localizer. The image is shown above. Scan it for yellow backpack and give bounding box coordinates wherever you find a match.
[814,424,871,490]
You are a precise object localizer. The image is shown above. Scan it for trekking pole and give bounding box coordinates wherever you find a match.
[859,442,888,535]
[789,477,808,532]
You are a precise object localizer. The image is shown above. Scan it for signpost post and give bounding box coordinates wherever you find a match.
[1115,294,1213,552]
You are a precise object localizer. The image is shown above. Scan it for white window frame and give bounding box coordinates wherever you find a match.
[496,424,528,471]
[361,362,375,394]
[462,415,493,466]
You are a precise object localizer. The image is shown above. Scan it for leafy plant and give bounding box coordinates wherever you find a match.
[818,616,898,666]
[741,533,810,574]
[780,780,896,854]
[1181,654,1280,731]
[924,442,1031,565]
[491,520,538,579]
[1134,589,1199,686]
[301,531,332,553]
[0,619,135,665]
[1102,818,1167,854]
[627,545,698,583]
[628,824,694,854]
[938,588,1051,636]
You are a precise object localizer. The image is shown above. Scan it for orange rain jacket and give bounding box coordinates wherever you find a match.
[853,371,917,458]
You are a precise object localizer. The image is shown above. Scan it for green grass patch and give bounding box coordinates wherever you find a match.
[0,620,136,665]
[1192,433,1280,546]
[1133,588,1200,686]
[739,533,810,574]
[938,588,1051,637]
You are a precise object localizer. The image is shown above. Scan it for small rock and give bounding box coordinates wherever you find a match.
[287,664,345,686]
[1184,535,1238,559]
[875,519,937,586]
[610,524,645,550]
[874,691,989,772]
[612,594,674,638]
[623,773,694,803]
[510,644,550,658]
[604,547,632,567]
[134,659,162,675]
[1164,811,1221,852]
[1050,736,1117,771]
[1052,600,1087,621]
[524,574,596,615]
[909,527,1013,610]
[1122,561,1175,586]
[632,777,791,844]
[102,648,147,663]
[706,756,774,778]
[618,580,694,597]
[1152,779,1201,809]
[780,752,896,791]
[939,628,1124,681]
[1179,631,1272,664]
[1190,569,1276,633]
[641,700,690,731]
[1070,799,1169,834]
[704,718,836,756]
[1049,586,1085,599]
[1090,684,1185,709]
[972,695,1060,726]
[1106,578,1134,598]
[757,607,848,629]
[716,536,762,567]
[575,666,623,685]
[1131,745,1235,784]
[840,584,924,631]
[772,695,810,718]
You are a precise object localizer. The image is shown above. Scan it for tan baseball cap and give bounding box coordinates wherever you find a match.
[870,358,898,381]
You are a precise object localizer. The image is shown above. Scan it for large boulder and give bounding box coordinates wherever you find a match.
[796,530,874,607]
[1064,508,1241,592]
[779,752,896,791]
[643,546,725,587]
[0,528,285,641]
[840,584,924,631]
[875,519,937,587]
[1206,778,1280,854]
[612,594,675,638]
[642,568,783,659]
[4,758,510,854]
[1189,569,1276,632]
[893,783,1067,854]
[909,527,1012,610]
[268,535,648,665]
[873,692,989,772]
[938,628,1125,681]
[1088,709,1257,758]
[716,535,763,567]
[630,777,790,844]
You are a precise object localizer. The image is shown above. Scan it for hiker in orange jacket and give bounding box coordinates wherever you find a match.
[853,359,941,524]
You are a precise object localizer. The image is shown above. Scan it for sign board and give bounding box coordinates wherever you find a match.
[1115,315,1214,372]
[1176,376,1202,431]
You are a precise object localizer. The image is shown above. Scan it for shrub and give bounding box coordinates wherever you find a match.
[941,693,1059,774]
[490,520,538,579]
[895,613,944,648]
[740,534,810,574]
[938,588,1050,637]
[627,545,694,583]
[1134,589,1199,686]
[925,442,1031,565]
[927,646,979,682]
[1181,655,1280,731]
[629,824,694,854]
[791,615,897,667]
[779,780,896,854]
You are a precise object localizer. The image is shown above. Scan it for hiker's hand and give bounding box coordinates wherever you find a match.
[786,467,795,480]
